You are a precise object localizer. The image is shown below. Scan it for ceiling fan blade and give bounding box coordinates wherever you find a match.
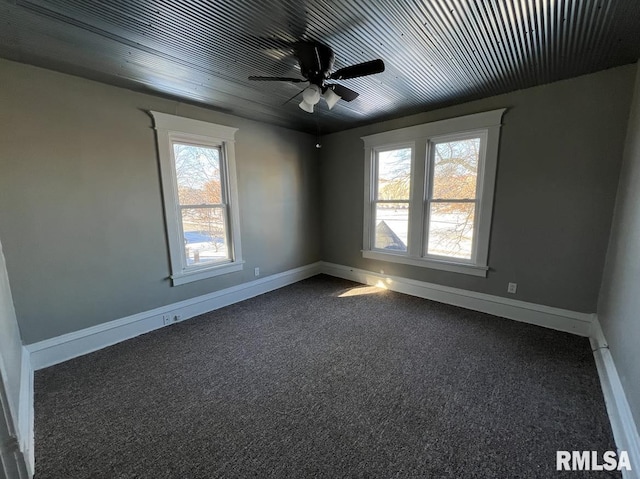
[248,76,306,83]
[330,59,385,80]
[329,84,359,102]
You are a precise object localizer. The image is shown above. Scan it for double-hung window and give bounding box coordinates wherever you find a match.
[372,145,413,252]
[425,132,485,260]
[150,111,243,285]
[362,109,505,277]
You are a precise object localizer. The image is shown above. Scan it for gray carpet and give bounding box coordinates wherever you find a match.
[35,275,619,478]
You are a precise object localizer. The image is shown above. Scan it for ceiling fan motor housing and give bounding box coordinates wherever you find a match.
[295,41,335,87]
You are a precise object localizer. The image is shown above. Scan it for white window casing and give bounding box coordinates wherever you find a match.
[150,111,243,285]
[362,109,506,277]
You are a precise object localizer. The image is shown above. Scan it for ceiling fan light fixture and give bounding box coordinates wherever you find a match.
[302,85,321,105]
[299,85,321,113]
[323,87,341,110]
[298,100,315,113]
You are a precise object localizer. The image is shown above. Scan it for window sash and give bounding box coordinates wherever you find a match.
[426,133,485,201]
[374,146,412,202]
[171,141,228,208]
[423,199,478,262]
[370,144,415,254]
[178,204,231,269]
[170,140,234,271]
[422,132,487,263]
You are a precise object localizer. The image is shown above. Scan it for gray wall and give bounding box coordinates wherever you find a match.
[0,238,23,431]
[0,58,321,344]
[598,61,640,427]
[320,65,636,313]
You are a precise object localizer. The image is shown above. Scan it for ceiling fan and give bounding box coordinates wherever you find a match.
[249,41,385,113]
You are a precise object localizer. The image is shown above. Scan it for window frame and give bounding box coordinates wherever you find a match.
[150,111,243,286]
[370,142,415,255]
[362,109,505,277]
[424,129,488,264]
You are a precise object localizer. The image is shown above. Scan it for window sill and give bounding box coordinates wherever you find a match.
[362,250,488,277]
[171,261,244,286]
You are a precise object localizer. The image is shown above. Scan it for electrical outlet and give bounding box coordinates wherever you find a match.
[254,267,260,276]
[507,282,518,294]
[162,314,172,326]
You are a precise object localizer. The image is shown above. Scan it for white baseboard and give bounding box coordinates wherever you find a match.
[320,262,594,336]
[26,262,322,371]
[591,319,640,479]
[18,346,33,478]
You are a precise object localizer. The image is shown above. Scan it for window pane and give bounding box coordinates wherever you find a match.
[377,148,411,200]
[374,203,409,252]
[173,143,222,205]
[427,202,475,259]
[181,207,228,266]
[432,138,480,200]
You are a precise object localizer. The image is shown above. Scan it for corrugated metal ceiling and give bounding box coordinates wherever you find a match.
[1,0,639,133]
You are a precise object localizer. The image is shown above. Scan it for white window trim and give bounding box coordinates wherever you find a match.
[362,109,506,277]
[150,111,243,286]
[370,142,415,254]
[424,129,488,265]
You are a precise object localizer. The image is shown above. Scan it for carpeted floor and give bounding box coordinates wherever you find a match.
[35,275,619,478]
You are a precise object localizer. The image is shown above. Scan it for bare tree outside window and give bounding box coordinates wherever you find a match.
[173,143,229,264]
[427,138,480,259]
[378,147,411,200]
